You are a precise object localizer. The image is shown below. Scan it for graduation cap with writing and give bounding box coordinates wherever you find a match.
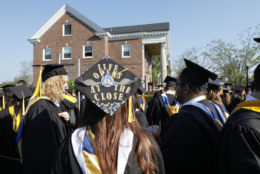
[182,59,218,88]
[33,64,72,82]
[207,80,221,92]
[74,57,142,116]
[9,85,33,100]
[164,75,177,88]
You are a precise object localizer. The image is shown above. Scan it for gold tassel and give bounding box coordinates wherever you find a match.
[128,96,135,123]
[26,65,43,113]
[21,92,25,116]
[32,65,43,98]
[2,95,5,109]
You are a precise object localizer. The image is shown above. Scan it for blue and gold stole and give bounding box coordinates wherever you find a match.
[185,102,226,130]
[82,129,102,174]
[161,93,180,116]
[231,100,260,115]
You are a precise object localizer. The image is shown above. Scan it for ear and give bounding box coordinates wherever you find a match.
[183,83,190,95]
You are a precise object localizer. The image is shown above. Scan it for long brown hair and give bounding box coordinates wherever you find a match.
[76,99,158,174]
[207,90,225,108]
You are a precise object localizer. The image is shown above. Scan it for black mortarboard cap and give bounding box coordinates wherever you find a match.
[33,64,71,82]
[254,38,260,43]
[183,59,218,87]
[9,85,33,100]
[222,87,229,92]
[207,80,221,92]
[164,75,177,88]
[1,84,15,92]
[224,82,232,87]
[74,57,142,116]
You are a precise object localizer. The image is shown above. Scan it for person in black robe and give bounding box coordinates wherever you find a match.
[227,85,245,113]
[161,59,226,174]
[51,57,165,174]
[0,85,32,174]
[217,62,260,174]
[146,76,179,137]
[21,64,72,174]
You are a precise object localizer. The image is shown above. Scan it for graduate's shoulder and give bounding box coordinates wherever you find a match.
[225,108,260,132]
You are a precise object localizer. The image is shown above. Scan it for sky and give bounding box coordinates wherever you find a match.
[0,0,260,83]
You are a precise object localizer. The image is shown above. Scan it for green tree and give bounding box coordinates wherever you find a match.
[14,61,33,85]
[173,24,260,86]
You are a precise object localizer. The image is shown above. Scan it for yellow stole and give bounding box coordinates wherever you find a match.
[82,129,102,174]
[231,100,260,115]
[8,105,21,132]
[63,93,77,104]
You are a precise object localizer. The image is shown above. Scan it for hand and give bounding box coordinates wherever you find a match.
[58,112,70,122]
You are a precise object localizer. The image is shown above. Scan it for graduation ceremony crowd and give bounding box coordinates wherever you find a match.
[0,40,260,174]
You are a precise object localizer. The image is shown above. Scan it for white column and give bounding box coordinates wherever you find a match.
[160,43,167,84]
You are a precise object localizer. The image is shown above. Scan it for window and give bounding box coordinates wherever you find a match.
[43,48,52,61]
[62,46,72,59]
[63,23,72,36]
[122,44,131,58]
[83,45,93,58]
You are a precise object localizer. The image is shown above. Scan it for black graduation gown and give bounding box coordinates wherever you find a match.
[22,99,68,174]
[227,97,243,113]
[0,109,22,174]
[217,108,260,174]
[51,130,165,174]
[161,99,220,174]
[60,99,79,130]
[146,93,177,126]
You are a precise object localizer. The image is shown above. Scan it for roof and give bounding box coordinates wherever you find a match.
[103,22,169,34]
[28,4,170,45]
[29,4,104,43]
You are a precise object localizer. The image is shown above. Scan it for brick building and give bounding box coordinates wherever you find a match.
[29,4,170,89]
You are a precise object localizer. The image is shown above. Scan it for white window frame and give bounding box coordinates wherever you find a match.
[62,46,72,60]
[83,45,94,58]
[122,44,131,58]
[63,23,72,36]
[42,48,52,61]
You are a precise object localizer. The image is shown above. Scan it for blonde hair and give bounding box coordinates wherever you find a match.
[41,75,67,102]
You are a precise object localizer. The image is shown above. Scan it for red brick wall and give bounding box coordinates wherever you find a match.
[33,13,143,85]
[108,39,143,78]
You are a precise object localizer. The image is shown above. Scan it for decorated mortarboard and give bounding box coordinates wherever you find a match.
[74,56,142,116]
[33,64,73,82]
[207,80,221,92]
[164,75,177,88]
[254,38,260,43]
[9,85,33,100]
[183,59,218,87]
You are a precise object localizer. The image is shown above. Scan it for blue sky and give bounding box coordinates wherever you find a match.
[0,0,260,83]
